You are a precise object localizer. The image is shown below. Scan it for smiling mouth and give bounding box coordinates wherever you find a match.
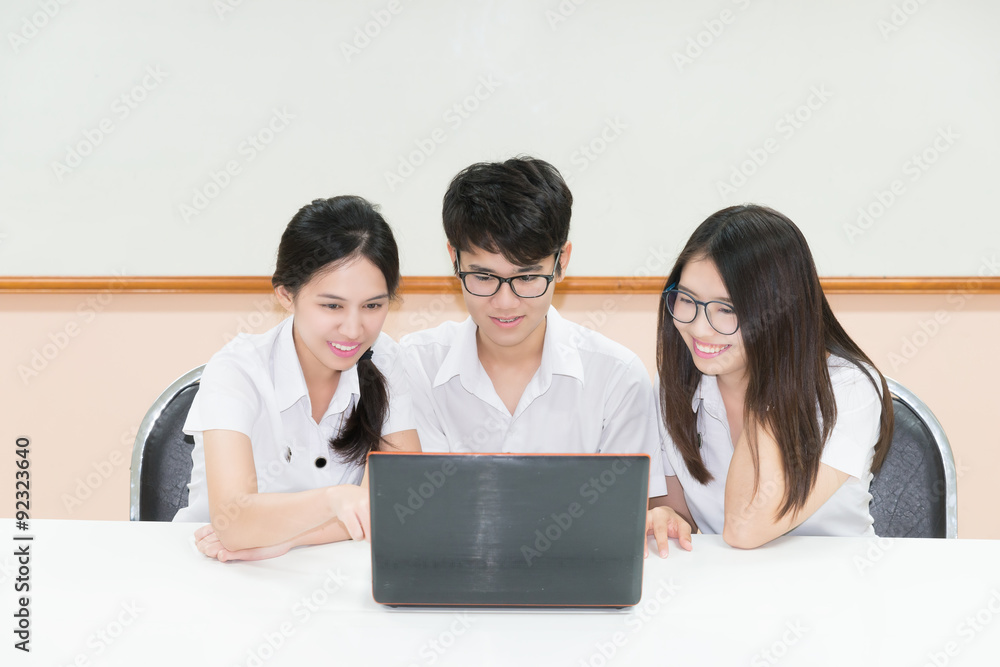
[331,342,359,352]
[692,339,733,359]
[694,341,730,354]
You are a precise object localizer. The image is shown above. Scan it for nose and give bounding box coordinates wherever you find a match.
[688,304,716,338]
[491,281,520,309]
[339,308,363,339]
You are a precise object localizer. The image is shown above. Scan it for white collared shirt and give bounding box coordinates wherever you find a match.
[657,355,881,536]
[400,306,668,497]
[173,317,413,522]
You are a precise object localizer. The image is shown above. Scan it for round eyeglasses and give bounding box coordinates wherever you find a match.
[663,285,740,335]
[456,250,561,298]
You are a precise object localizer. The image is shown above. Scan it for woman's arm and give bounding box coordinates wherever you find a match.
[194,518,354,562]
[381,429,421,452]
[199,428,421,558]
[723,422,848,549]
[203,429,370,551]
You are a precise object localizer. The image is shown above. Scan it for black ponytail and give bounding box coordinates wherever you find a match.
[330,350,391,465]
[272,195,400,466]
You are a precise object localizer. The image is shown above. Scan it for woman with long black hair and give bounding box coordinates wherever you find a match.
[650,204,893,548]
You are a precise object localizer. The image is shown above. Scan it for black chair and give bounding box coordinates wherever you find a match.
[129,366,204,521]
[870,378,957,538]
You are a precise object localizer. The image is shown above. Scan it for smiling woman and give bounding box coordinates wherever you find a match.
[652,205,895,549]
[172,196,420,561]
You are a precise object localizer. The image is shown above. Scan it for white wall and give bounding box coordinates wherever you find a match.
[2,0,997,277]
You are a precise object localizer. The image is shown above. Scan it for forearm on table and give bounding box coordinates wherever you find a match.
[723,426,793,548]
[210,485,343,551]
[287,518,353,548]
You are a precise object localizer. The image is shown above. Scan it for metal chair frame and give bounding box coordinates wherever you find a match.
[884,377,958,538]
[129,366,204,521]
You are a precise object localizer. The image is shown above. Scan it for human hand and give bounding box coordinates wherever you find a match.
[193,524,293,563]
[330,484,371,542]
[646,506,693,558]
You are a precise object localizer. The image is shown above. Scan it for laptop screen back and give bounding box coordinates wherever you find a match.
[369,453,649,607]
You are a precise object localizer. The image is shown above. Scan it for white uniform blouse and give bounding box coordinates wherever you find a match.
[173,317,413,522]
[657,355,882,536]
[401,306,668,498]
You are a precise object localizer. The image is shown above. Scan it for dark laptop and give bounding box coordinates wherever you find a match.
[368,452,650,608]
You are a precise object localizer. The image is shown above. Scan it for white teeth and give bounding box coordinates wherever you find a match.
[331,343,359,351]
[496,317,518,323]
[695,341,729,354]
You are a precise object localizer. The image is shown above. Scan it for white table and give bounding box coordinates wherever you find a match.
[5,519,999,666]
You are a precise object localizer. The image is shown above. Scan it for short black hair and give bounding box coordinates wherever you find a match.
[442,156,572,270]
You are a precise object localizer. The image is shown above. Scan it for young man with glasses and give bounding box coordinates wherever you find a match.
[401,157,692,556]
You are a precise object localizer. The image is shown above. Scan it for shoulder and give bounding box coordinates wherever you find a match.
[201,320,285,389]
[370,331,404,369]
[399,319,469,369]
[827,355,883,410]
[400,319,466,350]
[550,308,642,369]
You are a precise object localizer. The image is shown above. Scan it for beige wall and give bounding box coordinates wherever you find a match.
[3,290,997,538]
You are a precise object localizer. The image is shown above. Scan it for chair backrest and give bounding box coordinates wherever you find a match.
[129,366,204,521]
[870,377,957,538]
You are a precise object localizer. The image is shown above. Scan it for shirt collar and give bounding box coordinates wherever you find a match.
[431,306,585,389]
[692,373,724,417]
[538,306,585,384]
[273,316,361,415]
[432,316,482,389]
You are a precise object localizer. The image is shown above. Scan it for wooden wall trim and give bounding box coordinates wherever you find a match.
[2,276,1000,295]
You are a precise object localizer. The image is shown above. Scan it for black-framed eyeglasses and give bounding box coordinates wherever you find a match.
[456,249,561,298]
[662,283,740,335]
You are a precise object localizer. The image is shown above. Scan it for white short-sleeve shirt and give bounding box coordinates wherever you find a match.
[401,306,668,498]
[173,317,413,522]
[657,355,882,536]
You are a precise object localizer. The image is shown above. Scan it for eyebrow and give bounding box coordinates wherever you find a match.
[467,263,545,274]
[676,284,733,304]
[316,293,390,302]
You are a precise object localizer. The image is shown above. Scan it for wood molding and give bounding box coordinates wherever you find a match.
[2,275,1000,295]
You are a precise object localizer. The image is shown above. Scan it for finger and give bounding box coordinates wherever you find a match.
[200,541,222,559]
[643,513,653,558]
[359,499,372,543]
[651,512,672,559]
[196,530,220,549]
[675,516,694,552]
[341,513,365,541]
[661,510,693,551]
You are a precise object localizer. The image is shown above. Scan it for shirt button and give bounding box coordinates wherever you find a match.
[315,457,327,469]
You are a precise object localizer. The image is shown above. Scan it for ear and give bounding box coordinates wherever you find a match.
[274,285,295,312]
[446,242,458,274]
[555,241,573,282]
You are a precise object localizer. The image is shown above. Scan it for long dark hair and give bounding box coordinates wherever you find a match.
[656,204,893,518]
[272,195,400,466]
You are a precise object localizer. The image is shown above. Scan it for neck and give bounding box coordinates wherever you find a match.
[291,326,340,392]
[476,317,547,370]
[715,368,749,403]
